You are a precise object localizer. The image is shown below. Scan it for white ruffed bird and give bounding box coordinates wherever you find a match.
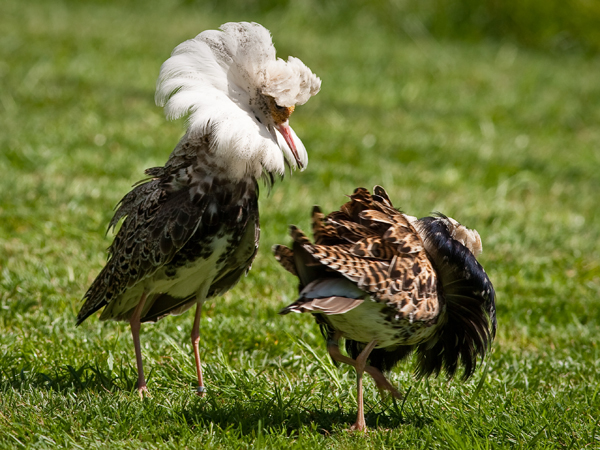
[77,22,321,397]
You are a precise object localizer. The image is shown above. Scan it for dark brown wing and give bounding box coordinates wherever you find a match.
[273,244,297,276]
[77,139,258,325]
[311,205,340,245]
[274,186,440,322]
[77,178,208,325]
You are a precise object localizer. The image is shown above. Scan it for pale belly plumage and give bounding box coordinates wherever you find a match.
[149,234,231,300]
[99,234,230,321]
[97,206,261,324]
[326,300,441,348]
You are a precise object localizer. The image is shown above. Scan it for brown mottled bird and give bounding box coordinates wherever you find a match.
[77,22,320,397]
[274,186,496,431]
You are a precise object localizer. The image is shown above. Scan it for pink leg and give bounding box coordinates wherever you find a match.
[350,339,378,432]
[326,332,362,367]
[365,366,403,400]
[129,291,149,398]
[191,302,206,396]
[327,334,402,399]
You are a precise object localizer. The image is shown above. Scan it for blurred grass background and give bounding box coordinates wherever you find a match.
[191,0,600,53]
[1,0,599,448]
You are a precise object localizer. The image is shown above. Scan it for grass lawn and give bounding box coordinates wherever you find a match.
[1,0,599,448]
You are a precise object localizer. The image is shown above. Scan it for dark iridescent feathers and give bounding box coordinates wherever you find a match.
[412,215,496,380]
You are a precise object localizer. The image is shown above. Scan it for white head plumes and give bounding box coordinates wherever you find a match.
[155,22,321,180]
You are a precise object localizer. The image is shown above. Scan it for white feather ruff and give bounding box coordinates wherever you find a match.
[155,22,321,180]
[263,56,321,107]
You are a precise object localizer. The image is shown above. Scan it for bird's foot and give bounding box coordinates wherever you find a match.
[137,385,150,399]
[349,422,368,433]
[196,385,207,397]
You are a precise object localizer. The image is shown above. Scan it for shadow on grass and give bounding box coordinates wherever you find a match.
[178,386,433,435]
[0,361,139,394]
[1,361,432,434]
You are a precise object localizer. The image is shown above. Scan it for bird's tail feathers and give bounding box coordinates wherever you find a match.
[76,267,111,326]
[412,216,496,380]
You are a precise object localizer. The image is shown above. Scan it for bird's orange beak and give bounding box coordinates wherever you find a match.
[277,121,303,169]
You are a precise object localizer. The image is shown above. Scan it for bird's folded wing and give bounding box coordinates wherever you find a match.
[280,296,364,315]
[280,278,365,315]
[77,180,209,324]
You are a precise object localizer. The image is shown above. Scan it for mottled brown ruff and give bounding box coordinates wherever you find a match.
[274,186,496,431]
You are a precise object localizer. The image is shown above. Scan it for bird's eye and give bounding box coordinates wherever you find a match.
[275,104,286,111]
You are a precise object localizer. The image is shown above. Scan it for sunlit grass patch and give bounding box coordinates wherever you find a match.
[1,0,599,448]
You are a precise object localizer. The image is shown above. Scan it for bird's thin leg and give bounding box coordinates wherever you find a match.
[326,331,359,367]
[327,333,401,399]
[130,291,149,398]
[364,366,403,400]
[350,339,378,432]
[191,302,206,396]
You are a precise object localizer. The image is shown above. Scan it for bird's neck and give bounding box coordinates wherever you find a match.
[167,132,268,183]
